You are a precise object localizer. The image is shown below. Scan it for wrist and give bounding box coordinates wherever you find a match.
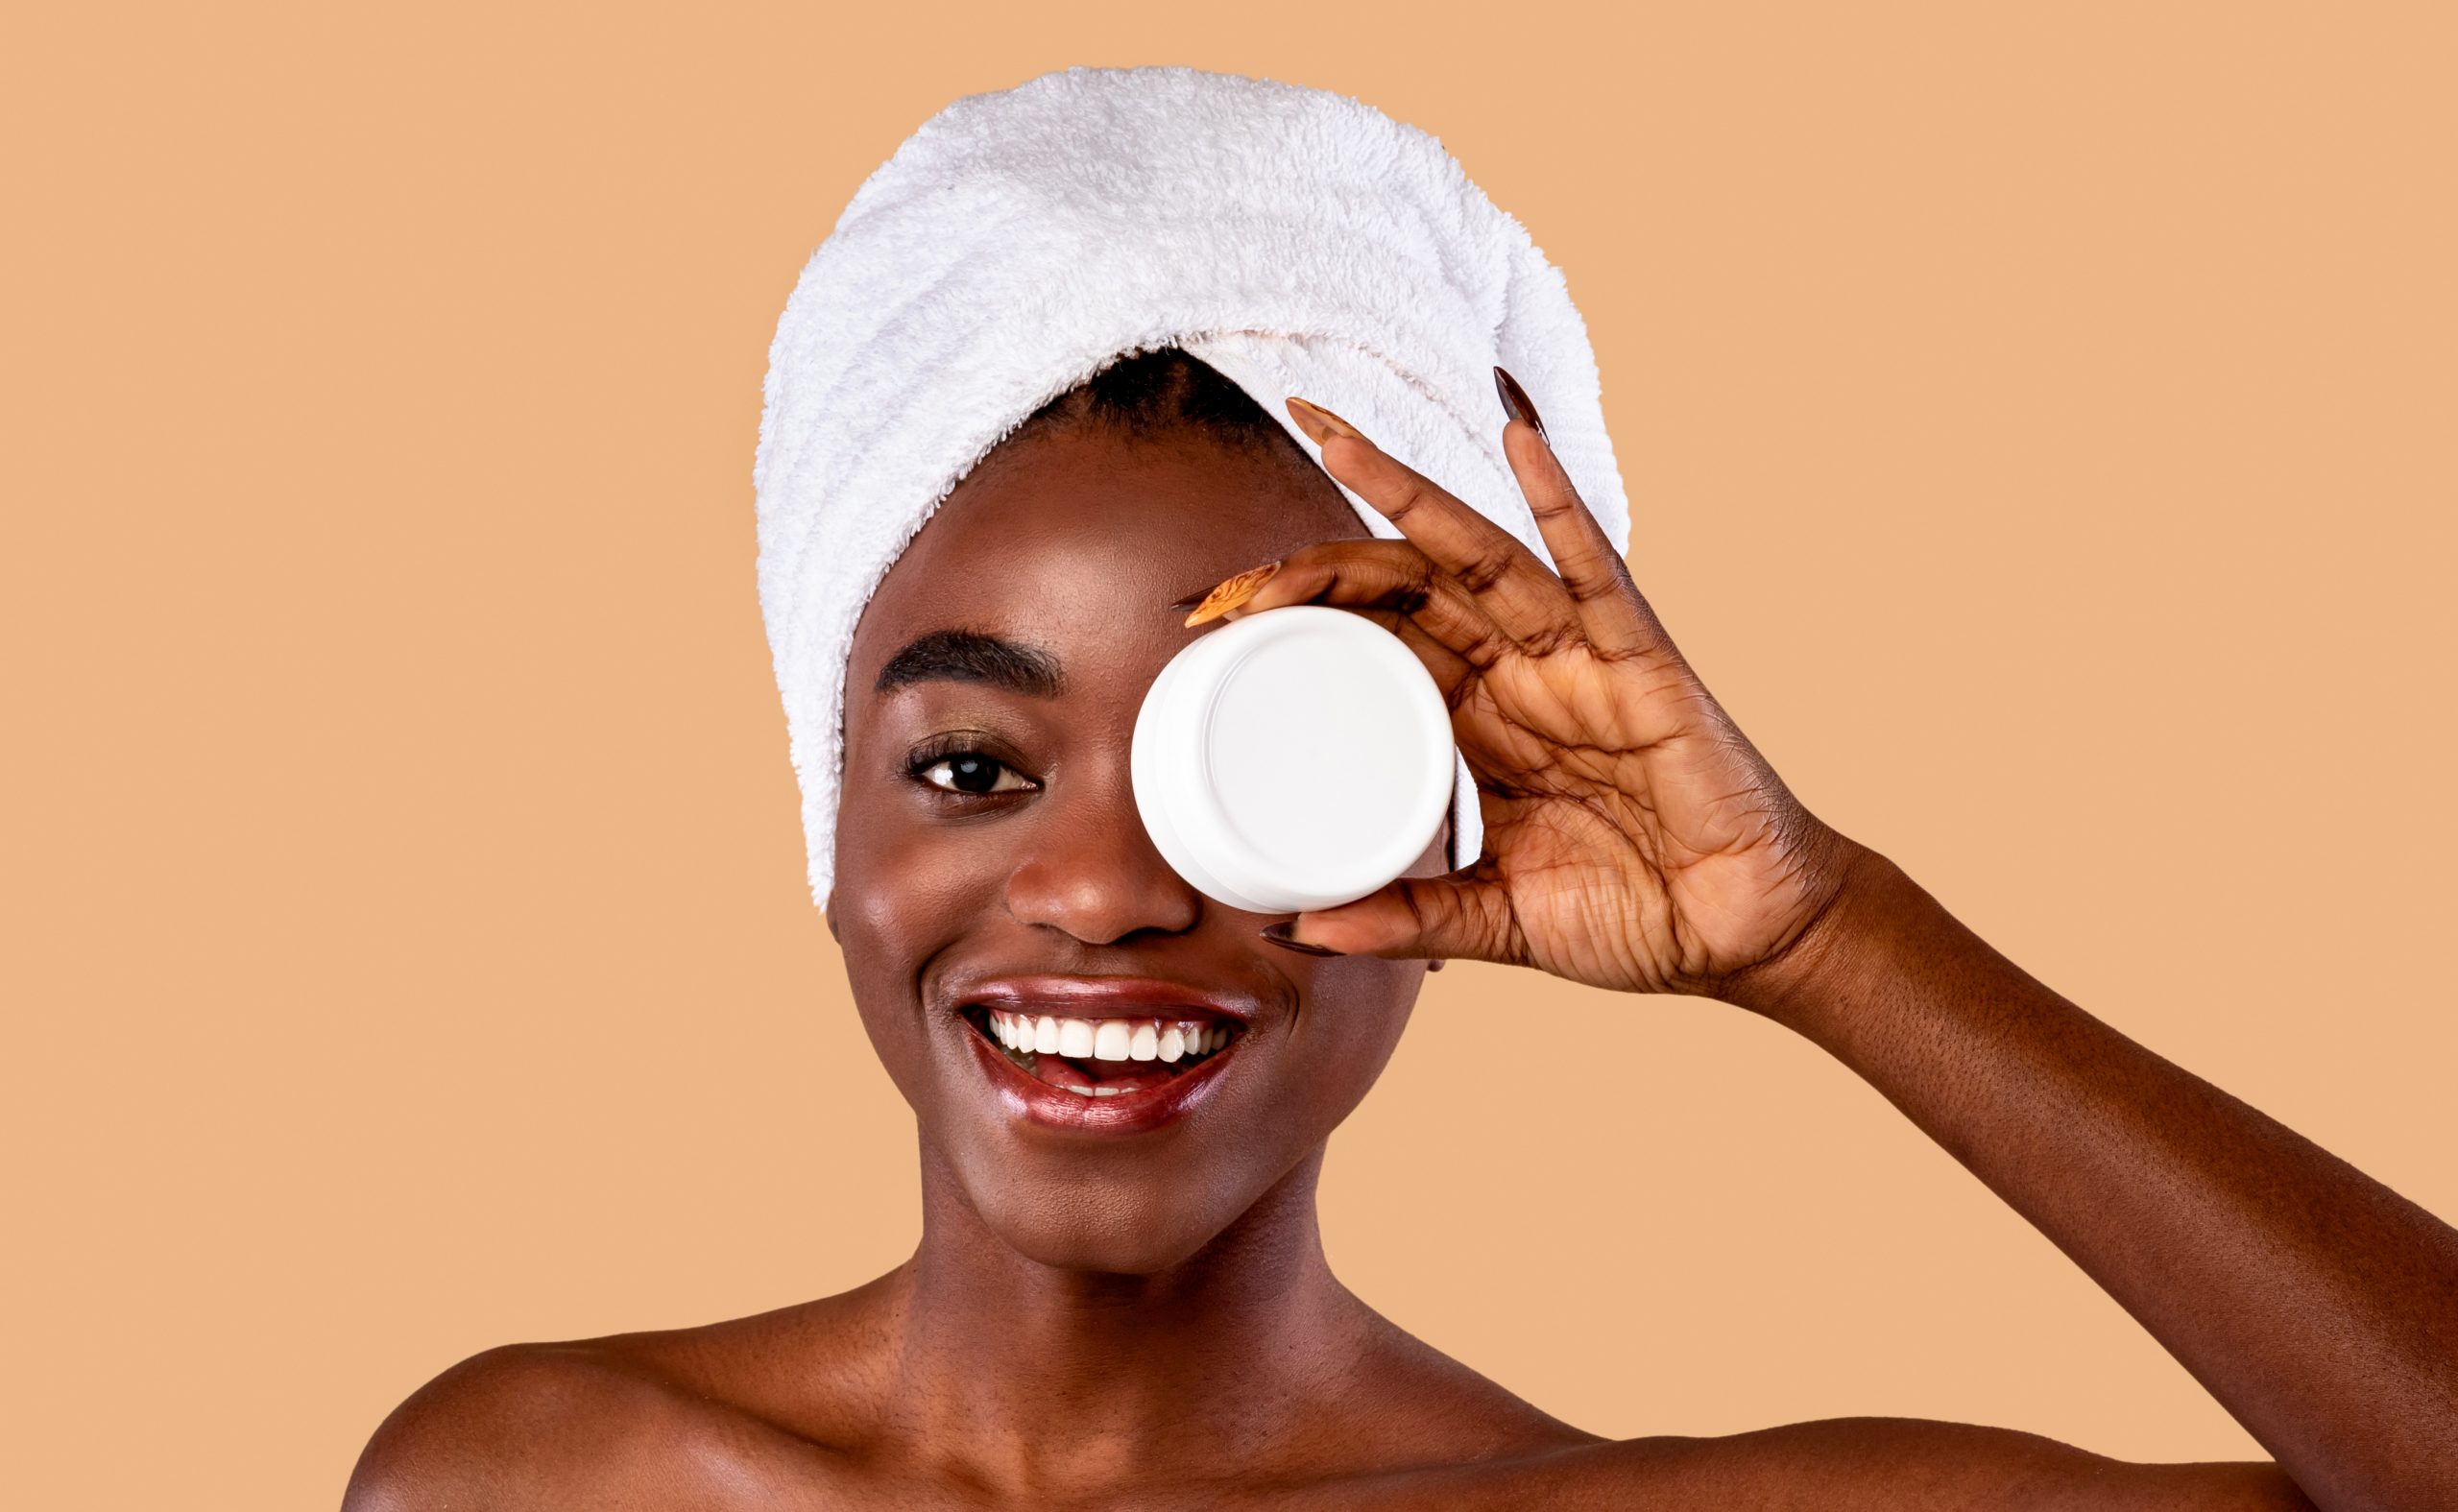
[1716,839,1920,1035]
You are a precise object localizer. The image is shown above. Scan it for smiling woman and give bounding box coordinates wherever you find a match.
[828,354,1454,1268]
[341,65,2457,1512]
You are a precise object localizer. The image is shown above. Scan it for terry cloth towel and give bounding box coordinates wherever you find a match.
[755,64,1631,915]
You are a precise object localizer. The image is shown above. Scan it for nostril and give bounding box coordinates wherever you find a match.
[1003,827,1202,943]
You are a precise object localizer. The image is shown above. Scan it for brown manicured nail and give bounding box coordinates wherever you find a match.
[1183,561,1280,626]
[1284,395,1366,444]
[1260,922,1343,956]
[1492,366,1549,444]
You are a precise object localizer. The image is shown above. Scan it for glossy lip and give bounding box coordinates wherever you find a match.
[960,974,1257,1025]
[951,974,1259,1136]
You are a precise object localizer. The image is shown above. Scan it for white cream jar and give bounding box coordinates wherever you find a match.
[1130,606,1458,915]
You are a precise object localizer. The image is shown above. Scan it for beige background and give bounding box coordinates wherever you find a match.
[6,4,2452,1505]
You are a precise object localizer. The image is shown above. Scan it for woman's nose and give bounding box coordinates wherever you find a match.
[1003,780,1202,946]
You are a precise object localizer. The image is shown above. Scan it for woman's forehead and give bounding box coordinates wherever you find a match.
[854,426,1361,658]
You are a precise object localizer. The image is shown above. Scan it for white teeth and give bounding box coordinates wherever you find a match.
[1091,1085,1121,1096]
[982,1009,1233,1066]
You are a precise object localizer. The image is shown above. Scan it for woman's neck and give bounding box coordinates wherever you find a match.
[880,1137,1379,1483]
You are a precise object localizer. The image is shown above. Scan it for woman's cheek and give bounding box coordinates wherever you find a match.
[836,803,1010,995]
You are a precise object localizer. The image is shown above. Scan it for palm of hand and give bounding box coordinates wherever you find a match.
[1458,649,1845,996]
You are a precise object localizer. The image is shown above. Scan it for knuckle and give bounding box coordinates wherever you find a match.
[1388,576,1435,615]
[1522,621,1585,659]
[1384,477,1438,524]
[1461,628,1511,669]
[1456,545,1520,595]
[1565,566,1632,604]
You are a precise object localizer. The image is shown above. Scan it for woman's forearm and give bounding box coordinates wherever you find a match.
[1726,847,2458,1512]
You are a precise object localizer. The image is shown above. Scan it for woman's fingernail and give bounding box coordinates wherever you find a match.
[1493,367,1549,444]
[1284,395,1366,444]
[1261,922,1344,956]
[1183,561,1280,626]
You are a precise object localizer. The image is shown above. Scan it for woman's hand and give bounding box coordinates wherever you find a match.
[1180,378,1865,999]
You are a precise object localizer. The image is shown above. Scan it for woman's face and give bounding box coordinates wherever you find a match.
[832,420,1445,1273]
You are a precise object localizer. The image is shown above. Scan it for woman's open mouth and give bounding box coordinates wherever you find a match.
[949,976,1257,1134]
[962,1006,1240,1097]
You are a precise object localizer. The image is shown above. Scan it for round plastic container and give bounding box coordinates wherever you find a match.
[1131,605,1458,914]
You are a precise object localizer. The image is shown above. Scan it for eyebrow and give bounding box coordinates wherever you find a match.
[872,628,1067,699]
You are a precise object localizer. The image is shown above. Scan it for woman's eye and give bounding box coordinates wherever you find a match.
[915,753,1034,796]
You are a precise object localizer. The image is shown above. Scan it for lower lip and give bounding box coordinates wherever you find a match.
[959,1018,1242,1135]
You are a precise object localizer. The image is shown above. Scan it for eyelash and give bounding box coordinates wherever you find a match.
[902,733,1041,802]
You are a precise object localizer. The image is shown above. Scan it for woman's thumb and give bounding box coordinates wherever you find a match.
[1263,872,1519,964]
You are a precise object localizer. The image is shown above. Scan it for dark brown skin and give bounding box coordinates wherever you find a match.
[344,399,2455,1511]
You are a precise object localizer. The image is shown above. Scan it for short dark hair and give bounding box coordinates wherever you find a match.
[1004,346,1303,459]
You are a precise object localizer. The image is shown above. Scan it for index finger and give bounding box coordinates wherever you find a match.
[1285,396,1577,646]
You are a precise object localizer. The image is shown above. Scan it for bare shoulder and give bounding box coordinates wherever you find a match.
[1472,1418,2318,1512]
[342,1341,745,1510]
[341,1286,892,1511]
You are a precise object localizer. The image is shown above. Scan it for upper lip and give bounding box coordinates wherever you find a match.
[952,973,1259,1025]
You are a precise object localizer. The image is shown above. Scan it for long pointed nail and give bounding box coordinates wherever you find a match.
[1284,395,1366,444]
[1261,922,1343,956]
[1493,366,1549,443]
[1183,561,1281,626]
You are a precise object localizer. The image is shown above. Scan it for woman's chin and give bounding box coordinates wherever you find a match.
[976,1189,1232,1275]
[931,1126,1326,1275]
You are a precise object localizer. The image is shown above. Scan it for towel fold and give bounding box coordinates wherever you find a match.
[756,65,1630,913]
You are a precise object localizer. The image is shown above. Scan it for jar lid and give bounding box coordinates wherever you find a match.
[1131,605,1457,915]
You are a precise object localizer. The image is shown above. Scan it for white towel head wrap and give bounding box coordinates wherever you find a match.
[756,65,1629,915]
